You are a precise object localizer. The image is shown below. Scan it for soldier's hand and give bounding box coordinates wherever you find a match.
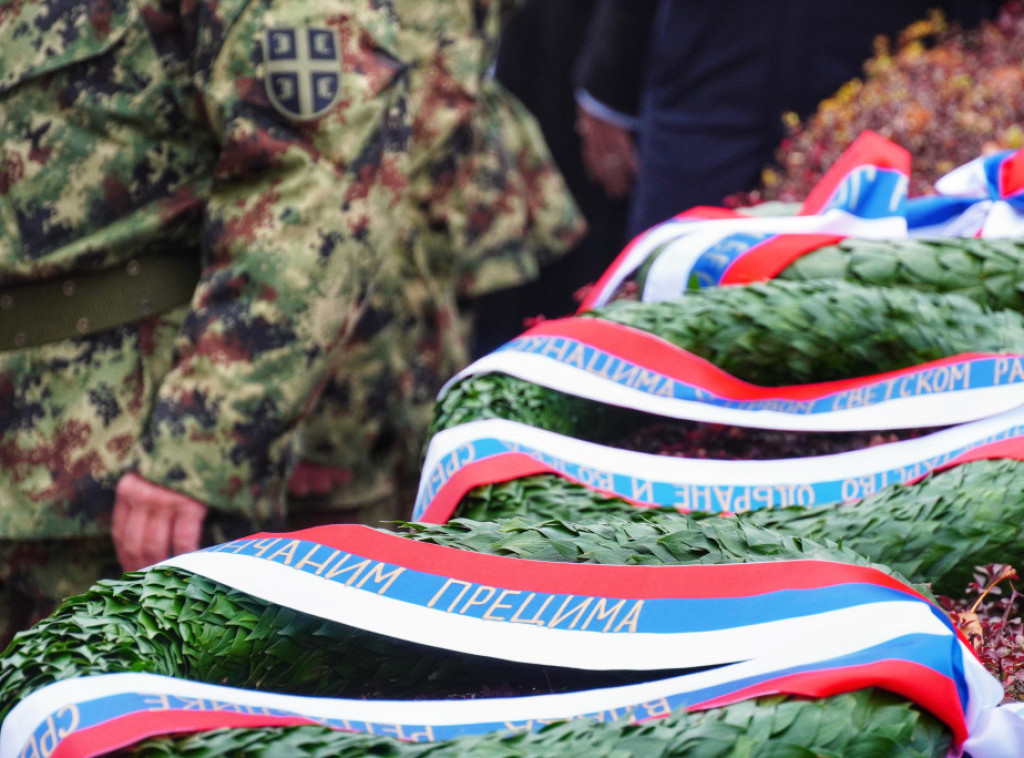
[112,473,209,572]
[287,461,353,498]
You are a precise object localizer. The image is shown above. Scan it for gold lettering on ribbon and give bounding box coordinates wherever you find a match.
[427,578,472,612]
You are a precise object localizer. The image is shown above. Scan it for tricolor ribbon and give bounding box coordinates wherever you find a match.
[906,148,1024,238]
[3,525,1023,757]
[444,318,1024,432]
[579,133,1024,310]
[579,131,911,310]
[413,408,1024,524]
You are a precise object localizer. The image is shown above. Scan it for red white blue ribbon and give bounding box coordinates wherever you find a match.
[413,407,1024,524]
[906,148,1024,238]
[3,525,1023,757]
[579,131,911,310]
[579,134,1024,310]
[445,318,1024,432]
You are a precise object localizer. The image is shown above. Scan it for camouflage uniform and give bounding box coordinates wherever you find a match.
[292,0,583,523]
[0,0,582,646]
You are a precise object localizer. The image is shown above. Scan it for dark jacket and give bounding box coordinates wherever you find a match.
[575,0,999,234]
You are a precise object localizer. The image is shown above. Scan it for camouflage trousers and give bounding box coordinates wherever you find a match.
[0,307,188,542]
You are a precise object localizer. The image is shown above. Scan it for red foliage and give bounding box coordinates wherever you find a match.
[939,564,1024,702]
[731,1,1024,207]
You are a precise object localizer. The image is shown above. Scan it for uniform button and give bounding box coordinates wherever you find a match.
[140,299,153,315]
[62,280,75,296]
[13,332,27,347]
[76,317,90,334]
[0,295,12,310]
[127,260,141,277]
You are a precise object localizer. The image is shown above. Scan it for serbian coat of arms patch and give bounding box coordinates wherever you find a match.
[263,27,342,120]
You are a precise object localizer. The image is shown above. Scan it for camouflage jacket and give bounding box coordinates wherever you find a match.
[0,0,582,538]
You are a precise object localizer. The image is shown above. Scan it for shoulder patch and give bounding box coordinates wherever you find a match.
[262,27,342,120]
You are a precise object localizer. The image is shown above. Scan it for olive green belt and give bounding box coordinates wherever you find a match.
[0,253,201,351]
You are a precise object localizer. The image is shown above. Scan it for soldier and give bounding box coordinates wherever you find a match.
[0,0,582,648]
[288,2,582,525]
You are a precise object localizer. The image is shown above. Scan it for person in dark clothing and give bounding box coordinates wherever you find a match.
[575,0,999,238]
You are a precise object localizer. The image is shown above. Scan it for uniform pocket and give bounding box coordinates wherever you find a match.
[0,0,133,95]
[0,0,209,268]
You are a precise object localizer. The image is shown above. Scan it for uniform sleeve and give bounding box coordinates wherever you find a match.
[399,0,585,299]
[134,0,411,518]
